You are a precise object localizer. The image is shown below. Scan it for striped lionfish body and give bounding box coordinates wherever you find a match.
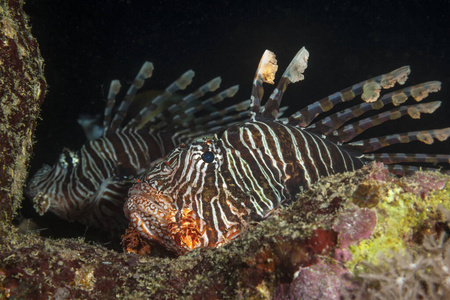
[26,62,248,236]
[124,47,450,255]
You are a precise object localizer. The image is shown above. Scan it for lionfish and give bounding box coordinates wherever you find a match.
[25,62,250,236]
[124,47,450,255]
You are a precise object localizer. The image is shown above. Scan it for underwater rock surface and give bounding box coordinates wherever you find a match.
[1,162,449,299]
[0,0,46,224]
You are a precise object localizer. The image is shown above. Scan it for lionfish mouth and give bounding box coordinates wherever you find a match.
[124,182,208,255]
[31,192,51,216]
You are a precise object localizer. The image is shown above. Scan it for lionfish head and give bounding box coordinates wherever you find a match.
[124,126,255,255]
[26,148,79,220]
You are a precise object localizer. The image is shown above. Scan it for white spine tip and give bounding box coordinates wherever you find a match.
[109,80,121,96]
[283,46,309,83]
[178,70,195,90]
[228,85,239,97]
[236,99,251,111]
[209,77,222,91]
[140,61,154,79]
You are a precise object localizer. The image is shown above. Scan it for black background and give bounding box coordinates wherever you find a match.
[23,0,449,193]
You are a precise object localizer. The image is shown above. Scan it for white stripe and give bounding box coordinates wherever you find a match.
[302,130,331,176]
[280,124,312,186]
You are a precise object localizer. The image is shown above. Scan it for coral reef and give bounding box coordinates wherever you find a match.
[348,167,450,273]
[0,0,46,224]
[357,233,450,299]
[339,163,450,299]
[0,164,386,299]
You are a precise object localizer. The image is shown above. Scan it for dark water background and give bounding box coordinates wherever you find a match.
[25,0,450,167]
[21,0,450,238]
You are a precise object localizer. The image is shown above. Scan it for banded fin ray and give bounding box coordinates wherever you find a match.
[308,81,441,136]
[332,101,442,143]
[124,69,195,130]
[109,61,155,132]
[364,153,450,165]
[249,49,450,174]
[261,47,309,119]
[287,66,411,128]
[348,128,450,152]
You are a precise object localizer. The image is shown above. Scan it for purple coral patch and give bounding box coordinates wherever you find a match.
[400,171,447,199]
[275,260,355,300]
[364,162,391,182]
[333,207,377,249]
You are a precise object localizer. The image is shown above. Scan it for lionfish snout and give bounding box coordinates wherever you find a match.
[124,180,209,255]
[26,148,80,217]
[25,164,57,215]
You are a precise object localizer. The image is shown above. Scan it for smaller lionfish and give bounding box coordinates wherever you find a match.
[124,47,450,255]
[26,62,250,236]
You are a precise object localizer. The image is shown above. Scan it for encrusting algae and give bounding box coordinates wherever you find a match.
[0,0,46,225]
[347,167,450,274]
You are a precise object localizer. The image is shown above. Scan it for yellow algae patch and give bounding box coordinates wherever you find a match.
[347,173,450,274]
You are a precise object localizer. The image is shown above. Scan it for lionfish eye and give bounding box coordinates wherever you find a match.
[201,151,215,163]
[58,149,79,168]
[59,153,71,168]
